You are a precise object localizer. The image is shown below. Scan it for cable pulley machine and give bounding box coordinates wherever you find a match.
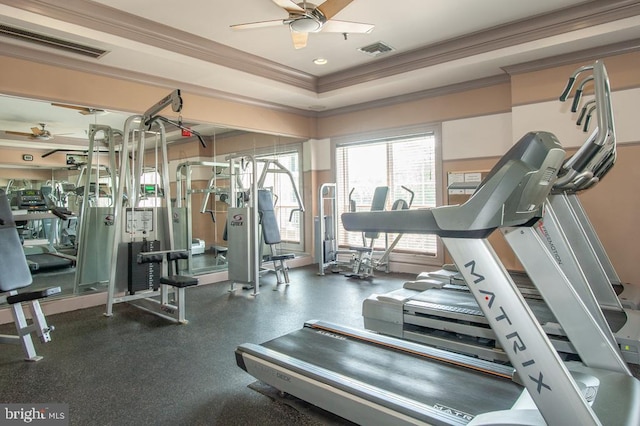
[105,90,199,324]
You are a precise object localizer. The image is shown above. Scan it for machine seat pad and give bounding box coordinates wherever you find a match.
[167,251,189,261]
[160,275,198,288]
[7,286,62,304]
[348,246,372,253]
[138,253,164,264]
[268,254,295,261]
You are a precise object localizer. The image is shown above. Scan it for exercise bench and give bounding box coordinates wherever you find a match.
[0,189,61,361]
[135,249,198,323]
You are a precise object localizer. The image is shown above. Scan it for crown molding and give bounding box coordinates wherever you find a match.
[318,0,640,93]
[4,0,640,97]
[0,43,314,117]
[317,74,511,117]
[0,0,317,91]
[502,38,640,74]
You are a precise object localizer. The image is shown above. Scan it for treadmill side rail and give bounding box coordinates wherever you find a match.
[237,343,468,426]
[443,236,600,426]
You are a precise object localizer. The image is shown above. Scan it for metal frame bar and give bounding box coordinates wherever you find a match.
[540,194,622,310]
[443,236,600,425]
[502,226,629,373]
[106,91,192,322]
[0,292,54,361]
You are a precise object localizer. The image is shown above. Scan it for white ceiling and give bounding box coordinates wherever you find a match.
[0,0,639,149]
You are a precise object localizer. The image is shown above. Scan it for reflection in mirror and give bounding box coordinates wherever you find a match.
[170,130,307,278]
[0,95,131,304]
[0,94,309,306]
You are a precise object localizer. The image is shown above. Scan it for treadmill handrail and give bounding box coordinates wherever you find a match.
[342,131,565,237]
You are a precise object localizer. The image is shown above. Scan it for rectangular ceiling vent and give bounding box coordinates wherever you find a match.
[0,24,108,59]
[357,41,395,57]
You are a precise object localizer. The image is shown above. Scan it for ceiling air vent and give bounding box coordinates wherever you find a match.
[0,24,108,59]
[357,41,395,57]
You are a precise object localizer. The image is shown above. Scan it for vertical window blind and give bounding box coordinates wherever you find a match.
[336,133,438,255]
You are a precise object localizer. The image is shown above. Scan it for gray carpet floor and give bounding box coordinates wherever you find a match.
[1,264,639,425]
[0,265,412,425]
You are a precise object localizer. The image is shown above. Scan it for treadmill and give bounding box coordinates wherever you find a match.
[13,189,74,272]
[237,127,640,424]
[362,59,640,366]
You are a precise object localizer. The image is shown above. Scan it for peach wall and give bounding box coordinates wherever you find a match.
[577,143,640,285]
[0,55,314,139]
[0,146,70,169]
[509,53,640,285]
[317,83,511,139]
[511,51,640,105]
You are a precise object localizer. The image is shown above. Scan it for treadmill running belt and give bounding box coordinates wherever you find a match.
[27,253,72,272]
[407,288,558,325]
[259,325,522,419]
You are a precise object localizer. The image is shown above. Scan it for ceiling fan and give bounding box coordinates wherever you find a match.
[5,123,54,140]
[230,0,374,49]
[51,102,106,115]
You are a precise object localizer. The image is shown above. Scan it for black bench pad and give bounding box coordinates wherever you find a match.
[160,275,198,288]
[7,286,62,304]
[268,254,295,261]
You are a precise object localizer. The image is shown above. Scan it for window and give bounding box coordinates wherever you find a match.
[335,129,440,258]
[231,145,304,252]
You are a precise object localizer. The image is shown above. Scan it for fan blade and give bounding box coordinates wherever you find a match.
[52,103,87,112]
[291,31,308,49]
[272,0,305,13]
[4,131,33,137]
[317,0,354,20]
[52,103,105,115]
[231,20,285,30]
[321,20,374,34]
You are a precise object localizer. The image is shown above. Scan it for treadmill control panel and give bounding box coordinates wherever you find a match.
[15,189,48,211]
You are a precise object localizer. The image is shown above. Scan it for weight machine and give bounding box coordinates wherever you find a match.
[346,186,415,279]
[74,124,119,293]
[315,184,414,278]
[105,90,199,324]
[226,155,304,295]
[174,161,233,274]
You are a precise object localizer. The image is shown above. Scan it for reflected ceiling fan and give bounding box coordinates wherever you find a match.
[5,123,54,140]
[231,0,374,49]
[51,102,106,115]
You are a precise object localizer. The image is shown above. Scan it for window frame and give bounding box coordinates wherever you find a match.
[233,142,306,253]
[331,124,444,269]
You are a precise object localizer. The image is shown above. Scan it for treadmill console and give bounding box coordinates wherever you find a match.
[15,189,48,211]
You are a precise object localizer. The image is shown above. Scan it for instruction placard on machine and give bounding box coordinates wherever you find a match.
[125,209,154,233]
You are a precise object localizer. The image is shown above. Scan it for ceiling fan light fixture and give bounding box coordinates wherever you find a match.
[290,17,322,33]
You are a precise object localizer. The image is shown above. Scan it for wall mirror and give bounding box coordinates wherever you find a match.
[0,95,307,304]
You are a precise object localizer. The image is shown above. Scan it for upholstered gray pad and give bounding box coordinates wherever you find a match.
[0,189,33,291]
[258,189,282,245]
